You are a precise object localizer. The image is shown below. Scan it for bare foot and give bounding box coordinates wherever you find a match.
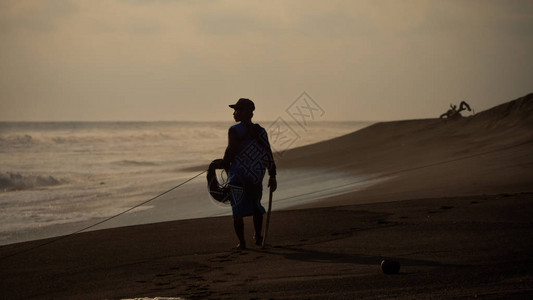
[233,242,246,250]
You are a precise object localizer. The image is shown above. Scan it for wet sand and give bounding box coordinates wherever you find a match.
[0,193,531,299]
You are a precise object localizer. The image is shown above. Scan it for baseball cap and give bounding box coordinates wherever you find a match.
[229,98,255,111]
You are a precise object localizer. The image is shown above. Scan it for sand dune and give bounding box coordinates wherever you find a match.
[281,93,533,206]
[282,93,532,171]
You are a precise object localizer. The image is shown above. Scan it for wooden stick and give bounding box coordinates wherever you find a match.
[262,187,273,249]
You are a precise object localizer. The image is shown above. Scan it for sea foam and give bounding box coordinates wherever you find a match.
[0,172,65,191]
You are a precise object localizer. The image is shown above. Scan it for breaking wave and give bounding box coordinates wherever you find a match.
[0,134,34,145]
[0,172,66,191]
[114,160,160,167]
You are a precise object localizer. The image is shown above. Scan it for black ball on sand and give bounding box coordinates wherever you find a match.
[381,259,400,274]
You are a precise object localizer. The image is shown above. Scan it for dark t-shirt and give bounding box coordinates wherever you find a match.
[223,122,276,187]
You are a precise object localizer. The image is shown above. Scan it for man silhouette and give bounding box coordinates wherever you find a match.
[223,98,277,249]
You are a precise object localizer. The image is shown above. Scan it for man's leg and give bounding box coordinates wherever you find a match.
[233,216,245,249]
[253,210,263,246]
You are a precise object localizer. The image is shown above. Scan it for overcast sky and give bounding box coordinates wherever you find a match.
[1,0,532,122]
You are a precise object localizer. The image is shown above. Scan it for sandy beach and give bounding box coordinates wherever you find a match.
[1,94,532,299]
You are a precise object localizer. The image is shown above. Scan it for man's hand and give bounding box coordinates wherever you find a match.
[268,176,277,192]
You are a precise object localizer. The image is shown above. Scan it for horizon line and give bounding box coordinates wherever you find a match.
[0,119,384,123]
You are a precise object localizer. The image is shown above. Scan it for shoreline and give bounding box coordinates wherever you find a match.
[0,167,385,246]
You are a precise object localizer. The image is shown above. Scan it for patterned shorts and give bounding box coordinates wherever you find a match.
[229,184,266,217]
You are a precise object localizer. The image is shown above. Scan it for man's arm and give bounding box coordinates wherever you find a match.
[222,127,239,171]
[260,128,277,192]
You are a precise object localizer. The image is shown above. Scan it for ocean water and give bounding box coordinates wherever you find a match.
[0,121,374,245]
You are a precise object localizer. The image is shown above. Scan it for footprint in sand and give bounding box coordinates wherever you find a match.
[377,220,393,224]
[224,272,238,276]
[187,275,205,281]
[209,254,232,263]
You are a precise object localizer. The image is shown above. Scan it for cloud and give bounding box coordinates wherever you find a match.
[0,0,79,34]
[1,0,532,121]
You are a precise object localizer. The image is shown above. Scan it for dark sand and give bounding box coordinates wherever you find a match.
[1,94,532,299]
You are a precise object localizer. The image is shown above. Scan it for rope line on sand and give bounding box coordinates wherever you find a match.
[2,140,531,261]
[0,170,207,261]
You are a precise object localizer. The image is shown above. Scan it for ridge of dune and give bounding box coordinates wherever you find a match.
[471,92,533,125]
[279,93,533,174]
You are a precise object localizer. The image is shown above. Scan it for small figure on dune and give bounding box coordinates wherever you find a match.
[440,101,473,119]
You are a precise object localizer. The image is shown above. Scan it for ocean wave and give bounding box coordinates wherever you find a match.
[0,125,229,148]
[0,172,66,191]
[0,134,34,145]
[114,160,160,167]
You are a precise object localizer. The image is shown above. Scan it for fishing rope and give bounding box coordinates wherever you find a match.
[275,140,533,204]
[0,170,207,261]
